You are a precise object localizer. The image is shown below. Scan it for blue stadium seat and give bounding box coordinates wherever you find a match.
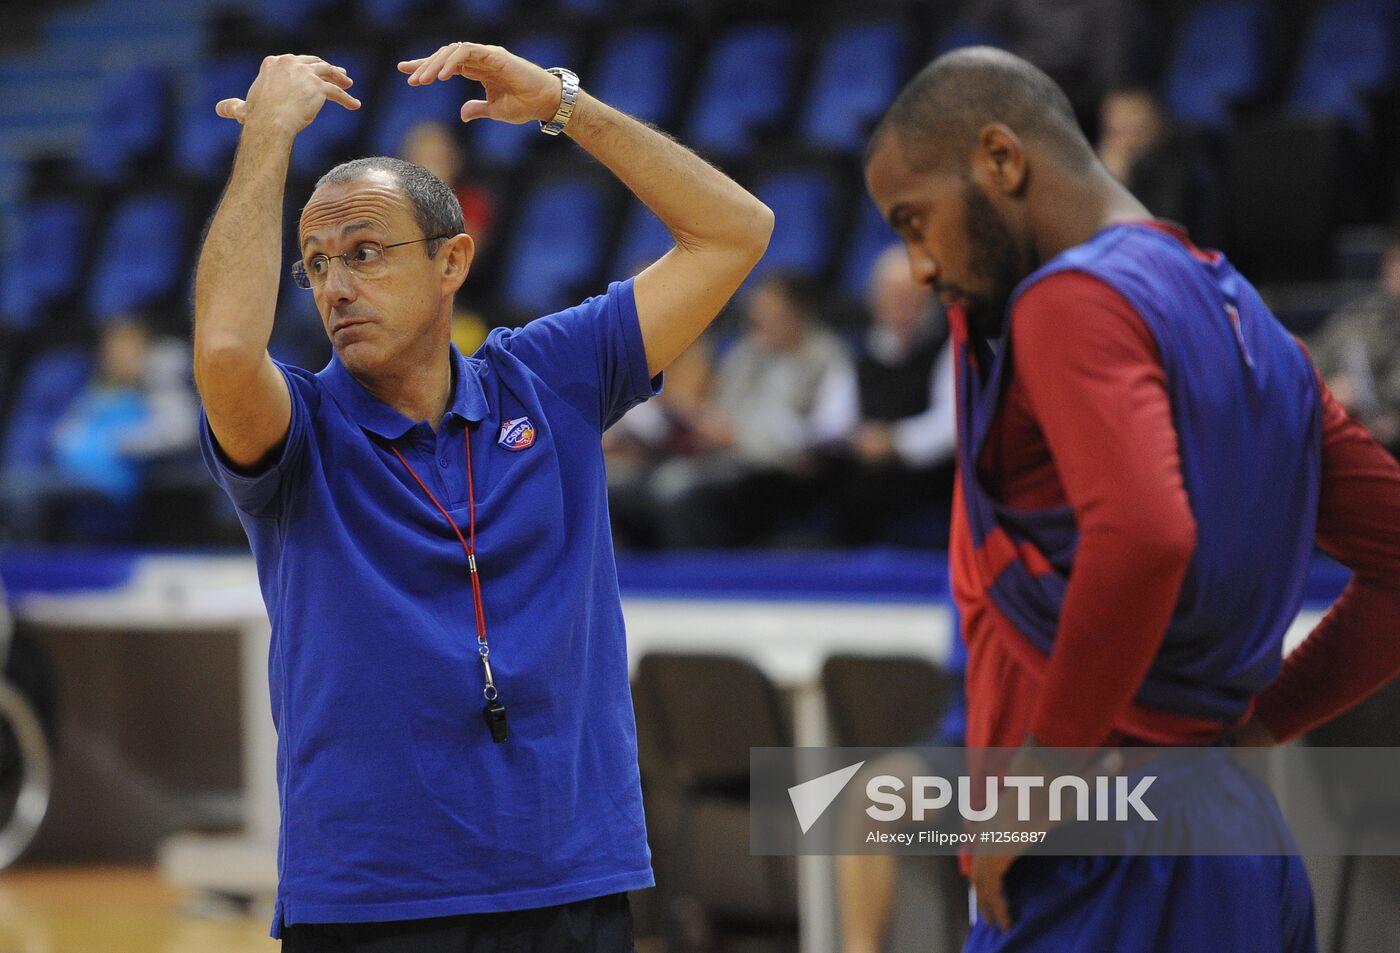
[453,0,509,24]
[841,197,898,298]
[500,175,610,315]
[686,24,798,157]
[252,0,339,32]
[1,349,92,470]
[1163,1,1274,131]
[85,194,185,321]
[0,198,85,331]
[800,20,909,152]
[360,0,432,29]
[591,28,682,127]
[290,51,371,176]
[748,167,840,281]
[610,200,674,277]
[1287,0,1400,130]
[174,55,261,180]
[465,33,577,165]
[78,66,170,186]
[370,51,468,156]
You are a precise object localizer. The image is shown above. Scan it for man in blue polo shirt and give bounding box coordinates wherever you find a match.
[192,44,773,951]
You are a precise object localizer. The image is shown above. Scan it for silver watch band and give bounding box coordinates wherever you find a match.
[540,67,579,136]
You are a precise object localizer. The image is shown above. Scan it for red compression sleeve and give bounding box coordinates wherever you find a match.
[1252,371,1400,741]
[1011,272,1198,747]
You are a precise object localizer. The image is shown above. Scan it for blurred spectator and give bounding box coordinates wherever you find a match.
[1096,87,1219,245]
[1307,226,1400,456]
[0,319,197,541]
[647,273,854,547]
[820,245,956,546]
[401,120,498,255]
[604,339,714,548]
[1097,88,1164,184]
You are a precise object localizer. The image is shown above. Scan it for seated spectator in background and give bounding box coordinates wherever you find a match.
[819,244,956,546]
[603,338,713,548]
[648,272,854,547]
[0,318,197,541]
[1096,88,1219,245]
[401,120,498,254]
[1307,226,1400,456]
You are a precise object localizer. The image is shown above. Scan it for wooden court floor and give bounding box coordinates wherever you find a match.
[0,866,275,953]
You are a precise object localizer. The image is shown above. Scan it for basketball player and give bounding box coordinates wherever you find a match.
[864,47,1400,951]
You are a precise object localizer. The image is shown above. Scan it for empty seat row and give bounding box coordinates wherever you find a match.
[2,193,187,329]
[1166,0,1399,132]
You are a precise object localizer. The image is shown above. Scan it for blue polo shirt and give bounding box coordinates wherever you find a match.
[199,279,659,936]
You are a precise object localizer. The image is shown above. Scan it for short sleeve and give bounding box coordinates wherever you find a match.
[198,361,313,518]
[507,278,663,431]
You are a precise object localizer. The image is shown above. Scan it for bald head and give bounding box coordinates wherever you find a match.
[868,47,1094,175]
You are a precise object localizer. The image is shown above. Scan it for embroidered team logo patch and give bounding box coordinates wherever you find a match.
[498,417,537,451]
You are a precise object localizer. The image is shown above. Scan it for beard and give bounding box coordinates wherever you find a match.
[959,180,1029,339]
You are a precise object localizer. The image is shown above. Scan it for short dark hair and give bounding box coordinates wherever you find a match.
[867,46,1094,174]
[313,156,464,254]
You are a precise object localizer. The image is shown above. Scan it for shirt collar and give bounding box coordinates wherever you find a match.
[321,344,489,439]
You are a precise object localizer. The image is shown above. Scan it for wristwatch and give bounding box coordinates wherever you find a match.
[540,67,579,136]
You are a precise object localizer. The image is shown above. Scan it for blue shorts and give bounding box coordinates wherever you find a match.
[965,751,1316,952]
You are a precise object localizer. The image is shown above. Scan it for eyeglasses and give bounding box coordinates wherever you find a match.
[291,236,450,290]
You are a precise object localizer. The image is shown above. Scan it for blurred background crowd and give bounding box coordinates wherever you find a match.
[0,0,1398,551]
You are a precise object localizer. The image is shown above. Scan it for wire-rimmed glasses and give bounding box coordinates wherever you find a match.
[291,236,450,290]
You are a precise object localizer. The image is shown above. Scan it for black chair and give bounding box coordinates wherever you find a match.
[821,654,956,748]
[634,652,797,952]
[821,654,967,952]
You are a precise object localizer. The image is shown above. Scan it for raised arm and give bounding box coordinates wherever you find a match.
[193,54,359,469]
[399,43,774,378]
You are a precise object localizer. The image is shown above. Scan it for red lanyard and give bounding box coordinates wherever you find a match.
[390,431,498,703]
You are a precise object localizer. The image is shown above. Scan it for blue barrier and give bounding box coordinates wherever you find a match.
[0,546,1352,608]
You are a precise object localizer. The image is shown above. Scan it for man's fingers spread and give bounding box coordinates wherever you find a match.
[453,42,497,62]
[443,44,499,77]
[323,83,361,110]
[314,63,353,88]
[409,45,452,84]
[421,45,461,82]
[438,46,469,79]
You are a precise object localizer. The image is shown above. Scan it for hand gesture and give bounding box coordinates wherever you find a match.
[398,42,562,125]
[215,54,360,133]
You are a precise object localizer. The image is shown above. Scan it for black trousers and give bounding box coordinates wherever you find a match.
[281,892,636,953]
